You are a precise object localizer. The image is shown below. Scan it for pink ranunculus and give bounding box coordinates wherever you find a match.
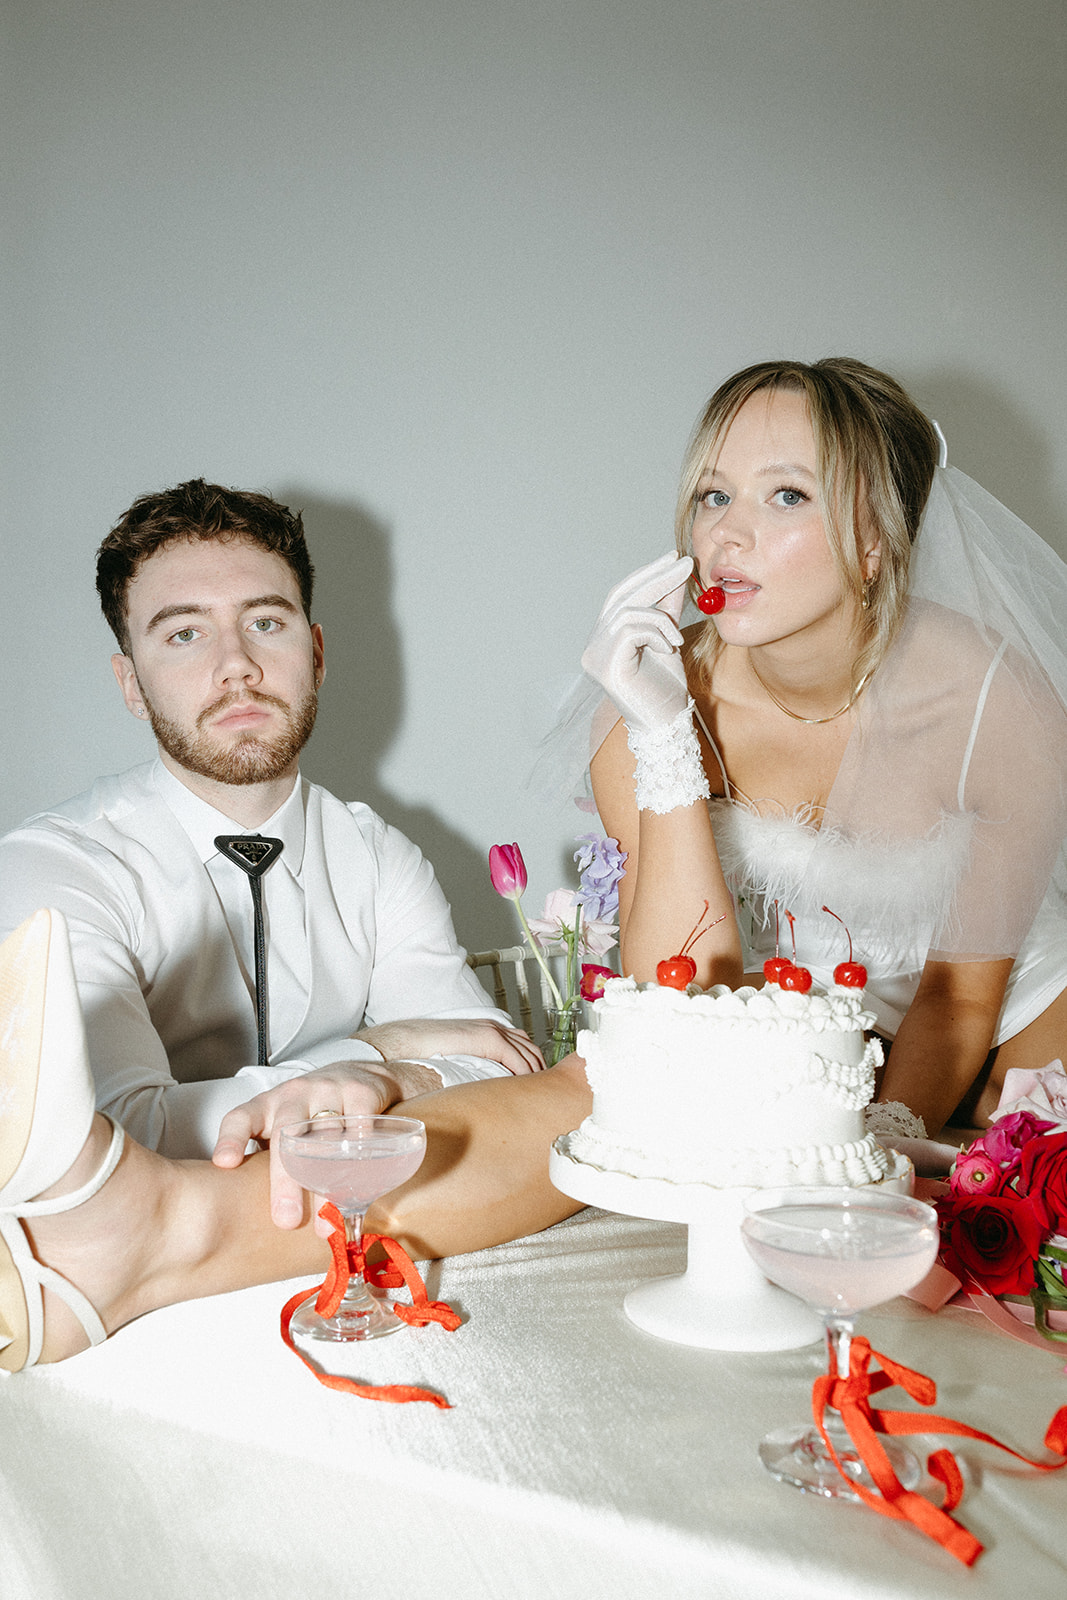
[489,842,527,898]
[951,1143,1005,1196]
[983,1110,1056,1167]
[580,964,616,1001]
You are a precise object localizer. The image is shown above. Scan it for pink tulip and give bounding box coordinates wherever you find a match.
[489,842,528,898]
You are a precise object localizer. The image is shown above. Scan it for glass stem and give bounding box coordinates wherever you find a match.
[340,1209,367,1301]
[826,1314,852,1379]
[823,1316,854,1438]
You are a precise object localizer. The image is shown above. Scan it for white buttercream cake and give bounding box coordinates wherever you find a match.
[570,976,890,1189]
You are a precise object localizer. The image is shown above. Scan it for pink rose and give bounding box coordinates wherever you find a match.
[995,1063,1067,1129]
[983,1111,1056,1167]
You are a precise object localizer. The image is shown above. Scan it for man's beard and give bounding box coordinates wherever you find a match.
[141,685,318,786]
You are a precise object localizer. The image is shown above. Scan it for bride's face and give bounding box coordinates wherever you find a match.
[691,387,870,652]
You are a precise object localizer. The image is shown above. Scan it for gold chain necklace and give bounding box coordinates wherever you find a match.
[749,660,873,725]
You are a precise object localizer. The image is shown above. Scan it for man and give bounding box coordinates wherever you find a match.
[0,479,547,1228]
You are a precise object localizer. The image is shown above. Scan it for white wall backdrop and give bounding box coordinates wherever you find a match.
[4,0,1066,951]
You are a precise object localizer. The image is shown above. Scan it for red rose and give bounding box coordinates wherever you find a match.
[937,1190,1048,1296]
[1014,1131,1067,1233]
[579,964,616,1002]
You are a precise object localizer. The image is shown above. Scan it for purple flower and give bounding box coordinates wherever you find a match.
[489,843,528,898]
[573,834,627,921]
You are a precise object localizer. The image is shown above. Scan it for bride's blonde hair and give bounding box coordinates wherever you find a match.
[677,357,939,692]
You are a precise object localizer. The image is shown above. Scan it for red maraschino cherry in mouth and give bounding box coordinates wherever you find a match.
[696,581,726,615]
[657,900,727,989]
[822,904,868,988]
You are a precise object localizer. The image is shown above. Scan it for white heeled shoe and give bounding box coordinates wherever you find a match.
[0,908,125,1371]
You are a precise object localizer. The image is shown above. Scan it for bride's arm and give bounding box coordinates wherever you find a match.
[591,715,741,987]
[875,956,1013,1136]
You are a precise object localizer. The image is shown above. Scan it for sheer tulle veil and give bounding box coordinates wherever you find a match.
[533,435,1067,973]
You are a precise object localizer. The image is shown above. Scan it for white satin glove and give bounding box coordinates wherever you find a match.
[581,552,694,735]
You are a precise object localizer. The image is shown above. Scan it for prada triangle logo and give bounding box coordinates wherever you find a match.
[214,834,284,878]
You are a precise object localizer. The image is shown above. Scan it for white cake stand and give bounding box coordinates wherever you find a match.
[549,1135,914,1353]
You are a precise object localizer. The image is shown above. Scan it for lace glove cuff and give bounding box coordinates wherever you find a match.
[627,700,711,815]
[865,1101,928,1141]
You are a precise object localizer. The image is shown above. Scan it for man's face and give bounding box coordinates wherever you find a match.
[112,536,324,789]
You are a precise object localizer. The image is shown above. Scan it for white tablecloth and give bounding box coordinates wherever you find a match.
[2,1206,1065,1599]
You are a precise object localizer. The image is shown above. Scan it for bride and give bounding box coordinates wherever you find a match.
[582,357,1067,1137]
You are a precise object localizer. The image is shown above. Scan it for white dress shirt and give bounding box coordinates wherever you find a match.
[0,761,512,1156]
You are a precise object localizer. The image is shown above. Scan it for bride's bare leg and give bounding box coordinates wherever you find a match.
[23,1057,591,1363]
[377,1056,592,1258]
[971,986,1067,1124]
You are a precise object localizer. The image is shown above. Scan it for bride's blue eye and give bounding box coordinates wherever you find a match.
[699,489,730,509]
[775,487,808,507]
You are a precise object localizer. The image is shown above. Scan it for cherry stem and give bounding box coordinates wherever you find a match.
[821,904,853,963]
[679,900,727,957]
[773,899,781,959]
[784,908,797,962]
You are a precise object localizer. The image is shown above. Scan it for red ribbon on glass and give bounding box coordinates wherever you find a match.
[813,1335,1067,1565]
[280,1201,461,1407]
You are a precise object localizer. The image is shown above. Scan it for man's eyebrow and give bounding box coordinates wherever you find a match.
[144,594,300,635]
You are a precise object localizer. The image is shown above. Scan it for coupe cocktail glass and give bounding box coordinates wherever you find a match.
[741,1186,939,1500]
[279,1114,426,1342]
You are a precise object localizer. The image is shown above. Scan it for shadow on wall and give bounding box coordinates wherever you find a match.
[281,489,514,957]
[917,368,1066,557]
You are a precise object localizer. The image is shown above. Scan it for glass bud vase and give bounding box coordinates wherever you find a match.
[544,1001,581,1066]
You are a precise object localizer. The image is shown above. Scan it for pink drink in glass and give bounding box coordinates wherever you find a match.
[741,1201,938,1315]
[278,1115,427,1342]
[282,1141,424,1210]
[740,1188,939,1500]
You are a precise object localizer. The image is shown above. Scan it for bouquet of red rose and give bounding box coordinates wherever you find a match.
[937,1064,1067,1342]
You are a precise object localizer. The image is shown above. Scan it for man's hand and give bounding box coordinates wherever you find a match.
[211,1059,442,1228]
[355,1017,545,1077]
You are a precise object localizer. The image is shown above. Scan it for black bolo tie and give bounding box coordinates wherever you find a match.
[214,834,285,1066]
